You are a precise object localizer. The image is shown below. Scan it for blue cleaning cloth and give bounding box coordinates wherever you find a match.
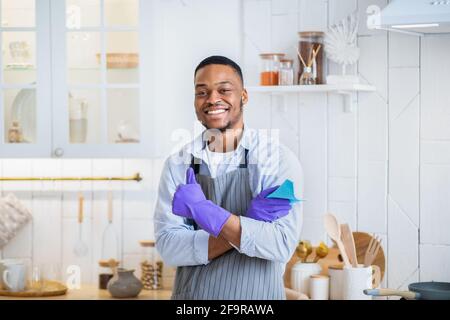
[266,179,302,204]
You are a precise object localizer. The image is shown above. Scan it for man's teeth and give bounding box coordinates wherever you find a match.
[207,109,227,115]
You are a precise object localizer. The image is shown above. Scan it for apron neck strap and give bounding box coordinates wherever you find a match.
[190,148,249,174]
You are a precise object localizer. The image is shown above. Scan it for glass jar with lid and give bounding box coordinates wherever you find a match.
[98,259,119,290]
[297,32,324,85]
[139,240,163,290]
[259,53,285,86]
[278,59,295,86]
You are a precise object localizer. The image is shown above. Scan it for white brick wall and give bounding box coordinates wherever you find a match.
[1,0,449,290]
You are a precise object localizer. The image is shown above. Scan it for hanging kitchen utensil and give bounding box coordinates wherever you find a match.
[364,282,450,300]
[340,224,358,267]
[101,182,119,263]
[324,213,351,268]
[74,190,88,257]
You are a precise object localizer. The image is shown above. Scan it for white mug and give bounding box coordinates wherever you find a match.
[290,262,322,297]
[2,263,26,292]
[342,264,381,300]
[0,259,24,289]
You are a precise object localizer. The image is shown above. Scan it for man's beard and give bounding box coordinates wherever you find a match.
[203,100,244,132]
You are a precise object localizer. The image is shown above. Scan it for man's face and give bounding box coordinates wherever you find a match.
[194,64,248,131]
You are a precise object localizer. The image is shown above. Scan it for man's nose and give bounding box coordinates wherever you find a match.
[206,90,222,105]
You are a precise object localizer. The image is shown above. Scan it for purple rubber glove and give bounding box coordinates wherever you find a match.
[172,168,231,237]
[246,186,292,222]
[188,200,231,238]
[172,167,206,219]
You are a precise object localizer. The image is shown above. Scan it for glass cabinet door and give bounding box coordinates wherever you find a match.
[51,0,154,158]
[0,0,52,157]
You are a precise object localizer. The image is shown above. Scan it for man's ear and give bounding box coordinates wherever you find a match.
[241,88,249,106]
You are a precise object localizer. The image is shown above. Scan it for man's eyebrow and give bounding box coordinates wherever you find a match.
[195,81,234,89]
[215,81,234,86]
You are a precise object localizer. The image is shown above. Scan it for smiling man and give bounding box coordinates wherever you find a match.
[154,56,304,300]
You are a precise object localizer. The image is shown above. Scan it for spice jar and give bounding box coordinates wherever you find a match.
[297,32,324,85]
[278,59,295,85]
[259,53,285,86]
[98,259,119,290]
[139,240,163,290]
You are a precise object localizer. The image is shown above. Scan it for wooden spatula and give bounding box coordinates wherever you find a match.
[340,224,358,267]
[324,213,351,268]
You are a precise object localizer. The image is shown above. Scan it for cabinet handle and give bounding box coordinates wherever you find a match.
[54,148,64,157]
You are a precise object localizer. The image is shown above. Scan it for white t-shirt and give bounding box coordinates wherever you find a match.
[204,146,237,178]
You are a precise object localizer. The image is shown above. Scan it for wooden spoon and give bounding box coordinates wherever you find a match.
[341,224,358,267]
[324,213,351,268]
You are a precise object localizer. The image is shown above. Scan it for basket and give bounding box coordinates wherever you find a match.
[96,53,139,69]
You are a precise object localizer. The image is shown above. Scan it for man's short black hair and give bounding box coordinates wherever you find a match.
[194,55,244,85]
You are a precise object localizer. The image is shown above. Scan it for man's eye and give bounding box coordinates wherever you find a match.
[220,89,232,94]
[196,92,207,97]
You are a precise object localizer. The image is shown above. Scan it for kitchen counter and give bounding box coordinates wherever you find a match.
[0,284,172,300]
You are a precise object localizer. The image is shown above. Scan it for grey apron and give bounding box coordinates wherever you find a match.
[171,148,285,300]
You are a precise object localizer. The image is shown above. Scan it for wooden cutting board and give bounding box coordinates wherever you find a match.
[0,280,67,297]
[352,232,385,281]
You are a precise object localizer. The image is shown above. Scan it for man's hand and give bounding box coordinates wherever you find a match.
[246,186,292,222]
[172,167,206,219]
[172,168,231,238]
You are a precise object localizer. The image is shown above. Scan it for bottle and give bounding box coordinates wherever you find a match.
[8,121,23,143]
[139,240,163,290]
[279,59,294,85]
[297,32,324,85]
[259,53,285,86]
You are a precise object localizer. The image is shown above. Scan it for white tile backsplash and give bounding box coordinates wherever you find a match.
[421,35,450,140]
[389,98,420,226]
[420,165,450,245]
[389,68,420,122]
[358,35,388,101]
[388,32,420,68]
[387,197,419,289]
[357,161,387,233]
[421,141,450,164]
[298,0,328,32]
[420,245,450,282]
[328,177,356,202]
[328,201,357,230]
[123,219,154,254]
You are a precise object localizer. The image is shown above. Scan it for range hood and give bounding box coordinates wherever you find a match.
[368,0,450,35]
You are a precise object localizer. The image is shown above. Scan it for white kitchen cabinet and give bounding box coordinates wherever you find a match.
[0,0,156,158]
